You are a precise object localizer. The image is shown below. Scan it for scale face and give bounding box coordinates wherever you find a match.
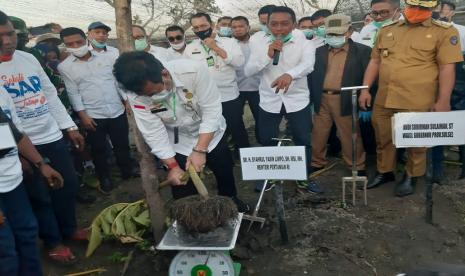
[169,250,235,276]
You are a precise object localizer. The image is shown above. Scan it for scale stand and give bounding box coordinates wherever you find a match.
[340,86,369,206]
[157,213,243,276]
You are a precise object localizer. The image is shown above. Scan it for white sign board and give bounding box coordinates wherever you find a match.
[239,146,307,180]
[392,111,465,148]
[0,123,16,150]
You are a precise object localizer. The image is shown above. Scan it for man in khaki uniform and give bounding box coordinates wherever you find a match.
[359,0,463,197]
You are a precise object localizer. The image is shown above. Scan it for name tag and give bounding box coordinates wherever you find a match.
[192,51,201,54]
[150,107,168,114]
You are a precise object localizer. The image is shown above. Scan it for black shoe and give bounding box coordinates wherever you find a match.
[231,196,251,213]
[76,192,96,204]
[367,172,395,189]
[395,174,417,197]
[98,177,114,194]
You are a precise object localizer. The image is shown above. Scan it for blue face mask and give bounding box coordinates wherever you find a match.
[325,35,346,48]
[270,32,293,43]
[302,29,314,39]
[260,24,269,34]
[218,27,233,37]
[315,26,326,38]
[90,39,106,49]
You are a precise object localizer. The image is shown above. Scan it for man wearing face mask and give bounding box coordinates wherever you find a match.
[308,14,372,176]
[433,1,465,52]
[359,0,463,197]
[87,21,119,59]
[113,51,250,212]
[58,27,136,193]
[298,16,315,40]
[132,25,170,63]
[217,16,233,38]
[184,12,249,157]
[165,25,187,60]
[358,0,402,48]
[310,9,333,48]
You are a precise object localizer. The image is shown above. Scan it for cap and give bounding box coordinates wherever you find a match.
[88,21,111,32]
[325,14,351,35]
[35,33,62,45]
[9,16,28,35]
[405,0,438,8]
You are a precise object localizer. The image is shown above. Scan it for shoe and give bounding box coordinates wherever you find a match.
[76,193,96,204]
[98,177,113,194]
[395,174,417,197]
[310,166,324,173]
[231,196,251,213]
[367,172,395,189]
[297,179,324,194]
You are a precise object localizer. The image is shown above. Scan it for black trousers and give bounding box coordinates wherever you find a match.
[222,97,250,149]
[171,135,237,199]
[86,113,132,179]
[238,91,260,144]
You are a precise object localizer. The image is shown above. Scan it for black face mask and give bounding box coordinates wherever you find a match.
[432,11,440,19]
[194,28,213,40]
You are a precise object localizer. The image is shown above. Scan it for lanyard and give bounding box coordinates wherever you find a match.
[201,42,211,55]
[171,92,177,121]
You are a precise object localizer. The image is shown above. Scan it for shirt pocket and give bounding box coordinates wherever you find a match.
[409,39,436,62]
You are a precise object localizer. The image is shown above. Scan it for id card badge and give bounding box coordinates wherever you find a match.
[0,123,17,150]
[206,56,215,67]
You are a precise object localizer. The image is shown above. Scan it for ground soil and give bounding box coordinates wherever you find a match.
[42,113,465,276]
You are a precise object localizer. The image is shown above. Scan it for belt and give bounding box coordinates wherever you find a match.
[323,90,341,95]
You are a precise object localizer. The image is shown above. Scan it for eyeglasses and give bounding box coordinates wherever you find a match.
[168,35,184,42]
[369,9,391,18]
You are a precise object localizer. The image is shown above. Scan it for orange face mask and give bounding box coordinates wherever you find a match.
[403,6,432,24]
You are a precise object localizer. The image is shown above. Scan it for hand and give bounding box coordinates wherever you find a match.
[431,99,451,112]
[67,130,85,152]
[268,40,283,59]
[79,113,97,131]
[39,164,64,189]
[358,89,372,111]
[124,101,132,117]
[203,37,218,50]
[271,73,293,93]
[186,151,207,172]
[167,166,188,186]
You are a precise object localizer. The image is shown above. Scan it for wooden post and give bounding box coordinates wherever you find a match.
[113,0,166,243]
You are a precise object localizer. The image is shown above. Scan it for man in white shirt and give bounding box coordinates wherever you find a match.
[113,51,250,212]
[357,0,402,48]
[0,15,85,265]
[435,1,465,52]
[87,21,119,59]
[245,6,322,194]
[58,27,135,193]
[165,25,187,60]
[132,25,170,62]
[184,12,249,155]
[217,16,233,38]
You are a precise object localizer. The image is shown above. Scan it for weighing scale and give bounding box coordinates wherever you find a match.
[157,213,243,276]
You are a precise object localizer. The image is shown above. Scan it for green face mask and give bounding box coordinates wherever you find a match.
[373,19,393,29]
[315,26,326,38]
[270,32,293,43]
[135,38,148,51]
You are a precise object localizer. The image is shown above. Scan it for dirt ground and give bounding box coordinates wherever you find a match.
[42,112,465,276]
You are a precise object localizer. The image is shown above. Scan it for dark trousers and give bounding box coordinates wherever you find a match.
[171,135,237,199]
[86,113,132,179]
[222,97,250,150]
[25,138,78,248]
[258,104,313,172]
[238,91,260,144]
[0,184,42,276]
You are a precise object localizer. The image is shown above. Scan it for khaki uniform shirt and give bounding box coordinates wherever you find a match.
[323,44,349,91]
[372,18,463,110]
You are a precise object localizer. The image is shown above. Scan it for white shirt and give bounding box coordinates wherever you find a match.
[166,47,185,61]
[235,38,260,92]
[0,51,75,145]
[128,59,226,159]
[358,23,379,48]
[453,22,465,52]
[245,33,316,114]
[0,91,23,193]
[148,45,170,63]
[88,44,120,60]
[58,52,125,119]
[183,36,245,102]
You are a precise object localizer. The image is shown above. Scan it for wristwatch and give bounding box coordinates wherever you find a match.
[66,126,79,132]
[34,159,49,169]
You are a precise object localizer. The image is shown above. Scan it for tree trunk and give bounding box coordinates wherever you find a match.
[113,0,166,243]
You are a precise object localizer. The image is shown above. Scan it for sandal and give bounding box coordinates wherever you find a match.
[48,245,77,266]
[70,228,89,241]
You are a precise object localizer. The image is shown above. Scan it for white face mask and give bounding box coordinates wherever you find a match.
[66,45,89,57]
[170,40,186,50]
[151,88,173,102]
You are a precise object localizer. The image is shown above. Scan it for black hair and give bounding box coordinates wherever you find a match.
[441,0,456,10]
[190,12,212,24]
[370,0,401,7]
[231,16,249,25]
[60,27,86,41]
[132,25,147,36]
[269,6,296,23]
[165,25,185,36]
[217,16,232,23]
[258,5,276,16]
[113,51,164,95]
[0,10,9,25]
[298,16,312,25]
[310,9,332,22]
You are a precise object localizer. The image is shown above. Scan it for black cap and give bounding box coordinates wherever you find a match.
[88,21,111,32]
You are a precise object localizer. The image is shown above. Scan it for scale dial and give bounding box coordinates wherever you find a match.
[169,250,235,276]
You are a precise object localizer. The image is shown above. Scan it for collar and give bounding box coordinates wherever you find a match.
[71,51,95,62]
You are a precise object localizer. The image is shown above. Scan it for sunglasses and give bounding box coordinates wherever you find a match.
[168,35,184,42]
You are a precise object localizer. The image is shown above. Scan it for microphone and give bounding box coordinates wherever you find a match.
[272,35,282,66]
